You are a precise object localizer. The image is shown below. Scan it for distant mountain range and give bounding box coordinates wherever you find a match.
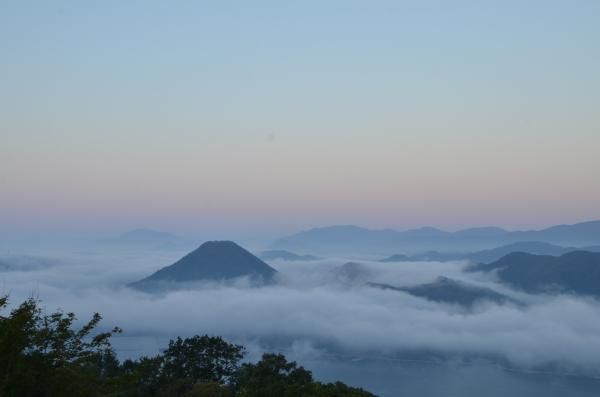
[129,241,277,292]
[380,241,600,264]
[260,250,320,262]
[272,221,600,255]
[470,251,600,297]
[101,228,192,251]
[368,277,516,307]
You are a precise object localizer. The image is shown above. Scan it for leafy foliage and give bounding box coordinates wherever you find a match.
[235,353,375,397]
[0,296,376,397]
[0,295,121,397]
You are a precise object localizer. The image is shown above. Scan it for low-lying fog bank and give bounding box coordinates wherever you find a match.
[2,249,600,396]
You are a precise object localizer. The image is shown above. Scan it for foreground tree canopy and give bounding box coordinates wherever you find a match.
[0,296,376,397]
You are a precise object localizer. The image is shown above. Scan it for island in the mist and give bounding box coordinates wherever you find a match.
[368,277,519,307]
[260,249,320,262]
[129,241,277,292]
[470,251,600,297]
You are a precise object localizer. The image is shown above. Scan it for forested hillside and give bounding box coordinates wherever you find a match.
[0,296,375,397]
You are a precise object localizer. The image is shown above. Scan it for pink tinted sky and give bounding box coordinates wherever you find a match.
[1,1,599,239]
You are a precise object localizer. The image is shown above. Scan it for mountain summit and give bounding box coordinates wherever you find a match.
[129,241,277,291]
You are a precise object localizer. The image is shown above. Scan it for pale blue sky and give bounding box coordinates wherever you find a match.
[1,1,599,239]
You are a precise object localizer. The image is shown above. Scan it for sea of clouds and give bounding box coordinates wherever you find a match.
[2,246,600,378]
[3,245,600,396]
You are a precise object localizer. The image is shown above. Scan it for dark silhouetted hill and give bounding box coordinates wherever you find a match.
[470,251,600,297]
[368,277,516,306]
[380,241,583,264]
[130,241,277,291]
[380,251,462,263]
[466,241,575,263]
[379,254,411,262]
[260,250,320,262]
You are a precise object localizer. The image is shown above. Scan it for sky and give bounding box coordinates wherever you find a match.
[1,1,599,241]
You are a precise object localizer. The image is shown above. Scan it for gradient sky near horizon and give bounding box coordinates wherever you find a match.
[1,1,599,240]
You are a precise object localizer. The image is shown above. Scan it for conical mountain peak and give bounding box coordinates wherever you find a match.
[129,241,277,291]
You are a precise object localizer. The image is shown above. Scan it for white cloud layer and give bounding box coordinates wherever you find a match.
[2,249,600,376]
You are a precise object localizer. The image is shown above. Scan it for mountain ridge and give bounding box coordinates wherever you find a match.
[273,220,600,255]
[368,277,517,306]
[380,241,600,264]
[260,250,320,262]
[470,251,600,297]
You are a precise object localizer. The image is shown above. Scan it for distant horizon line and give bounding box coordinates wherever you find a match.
[118,218,600,238]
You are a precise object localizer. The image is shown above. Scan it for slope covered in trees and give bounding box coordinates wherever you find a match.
[0,296,375,397]
[470,251,600,296]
